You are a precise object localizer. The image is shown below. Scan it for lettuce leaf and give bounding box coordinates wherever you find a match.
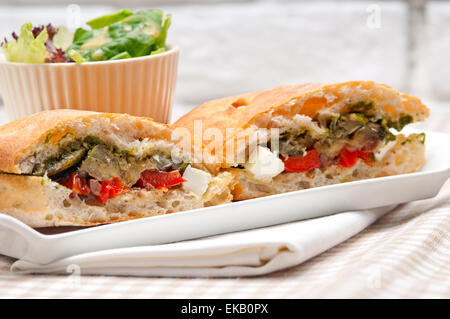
[3,22,49,63]
[150,47,166,55]
[86,9,134,30]
[72,27,93,43]
[52,26,73,51]
[68,49,86,63]
[155,14,171,50]
[110,51,132,60]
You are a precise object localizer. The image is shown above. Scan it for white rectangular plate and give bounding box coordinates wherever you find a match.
[0,129,449,264]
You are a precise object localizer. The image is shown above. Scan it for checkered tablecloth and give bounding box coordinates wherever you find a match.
[0,105,449,299]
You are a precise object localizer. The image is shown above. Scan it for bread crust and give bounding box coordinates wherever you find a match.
[175,82,429,133]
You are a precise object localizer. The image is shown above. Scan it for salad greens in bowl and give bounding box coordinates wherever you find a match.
[2,9,171,63]
[0,9,179,123]
[1,9,171,63]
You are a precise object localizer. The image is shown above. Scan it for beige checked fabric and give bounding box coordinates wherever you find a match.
[0,109,449,298]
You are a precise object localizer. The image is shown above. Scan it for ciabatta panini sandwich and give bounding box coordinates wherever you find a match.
[0,110,233,227]
[174,81,430,200]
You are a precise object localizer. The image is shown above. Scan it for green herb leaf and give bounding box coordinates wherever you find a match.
[386,114,413,131]
[348,101,374,112]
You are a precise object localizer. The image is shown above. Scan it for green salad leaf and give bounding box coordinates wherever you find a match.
[68,49,86,63]
[52,26,73,50]
[3,22,49,63]
[86,9,134,30]
[67,9,171,63]
[155,13,171,49]
[110,51,132,60]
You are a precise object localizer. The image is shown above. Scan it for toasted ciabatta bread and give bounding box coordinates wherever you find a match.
[174,81,429,200]
[0,110,233,227]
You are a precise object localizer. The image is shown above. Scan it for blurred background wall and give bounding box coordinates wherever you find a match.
[0,0,448,122]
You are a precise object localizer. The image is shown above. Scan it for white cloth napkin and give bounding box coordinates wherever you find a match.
[10,205,393,277]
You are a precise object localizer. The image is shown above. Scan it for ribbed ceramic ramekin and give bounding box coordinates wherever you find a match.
[0,45,179,123]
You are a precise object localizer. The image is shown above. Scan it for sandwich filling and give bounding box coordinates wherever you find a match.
[243,100,425,182]
[30,134,212,204]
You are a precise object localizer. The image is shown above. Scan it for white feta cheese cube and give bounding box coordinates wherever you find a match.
[182,165,212,196]
[245,146,285,182]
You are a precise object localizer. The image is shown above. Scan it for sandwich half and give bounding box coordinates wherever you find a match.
[0,110,233,227]
[174,81,430,200]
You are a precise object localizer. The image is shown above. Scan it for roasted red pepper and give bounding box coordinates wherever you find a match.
[282,149,322,172]
[59,172,128,203]
[59,172,90,195]
[136,170,186,189]
[338,148,371,168]
[95,178,128,204]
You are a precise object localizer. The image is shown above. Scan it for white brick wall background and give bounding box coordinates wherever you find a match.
[162,1,408,105]
[427,1,450,100]
[0,0,448,122]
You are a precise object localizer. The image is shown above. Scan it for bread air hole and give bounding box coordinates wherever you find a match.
[172,200,180,208]
[157,201,168,209]
[296,181,310,189]
[231,98,248,108]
